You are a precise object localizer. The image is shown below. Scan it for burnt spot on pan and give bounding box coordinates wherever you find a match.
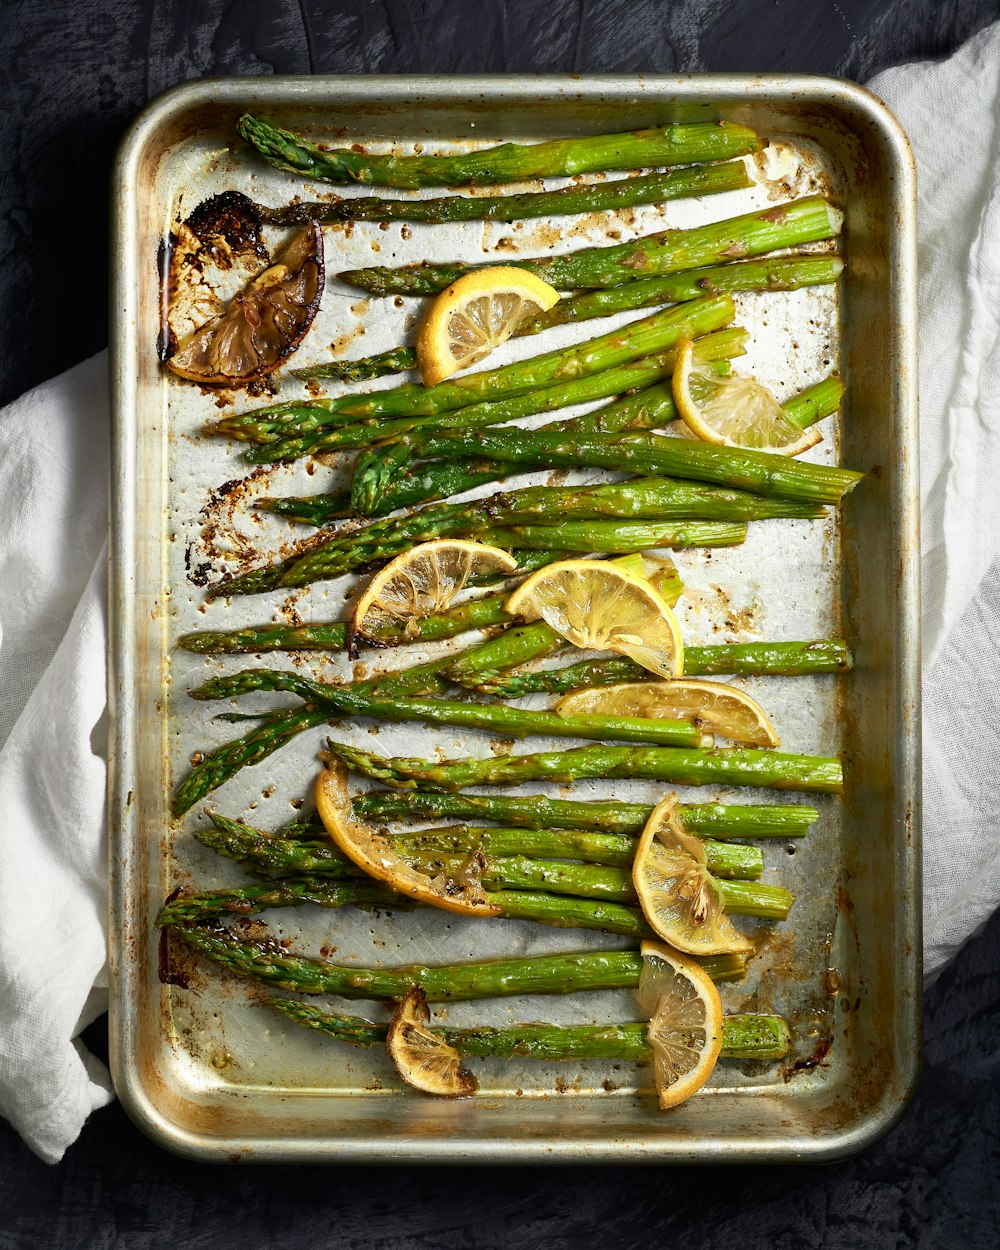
[160,191,271,362]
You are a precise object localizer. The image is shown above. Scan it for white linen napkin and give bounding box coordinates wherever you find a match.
[868,19,1000,977]
[5,25,1000,1162]
[0,355,113,1163]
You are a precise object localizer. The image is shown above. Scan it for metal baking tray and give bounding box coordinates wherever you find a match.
[109,74,920,1163]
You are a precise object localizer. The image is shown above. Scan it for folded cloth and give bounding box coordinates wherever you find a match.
[0,354,113,1163]
[4,25,1000,1163]
[869,18,1000,978]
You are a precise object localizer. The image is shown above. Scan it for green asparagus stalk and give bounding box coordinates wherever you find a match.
[242,342,737,468]
[394,828,761,879]
[216,294,736,444]
[352,792,819,838]
[269,996,792,1062]
[189,669,714,750]
[521,254,842,333]
[159,880,401,924]
[168,921,746,996]
[411,425,864,505]
[178,588,513,655]
[783,376,845,429]
[343,365,841,519]
[293,346,419,387]
[268,475,811,589]
[172,619,564,815]
[470,518,747,553]
[280,464,816,558]
[199,815,763,878]
[339,196,842,294]
[328,740,843,794]
[467,640,855,697]
[241,337,722,456]
[338,382,686,520]
[351,792,819,838]
[213,512,745,598]
[453,854,792,915]
[160,881,654,938]
[238,113,763,188]
[263,161,752,226]
[293,255,841,385]
[160,856,789,927]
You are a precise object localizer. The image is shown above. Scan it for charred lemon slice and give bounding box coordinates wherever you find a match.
[168,222,323,385]
[633,795,753,957]
[638,941,724,1109]
[673,338,822,456]
[315,758,502,918]
[387,989,477,1097]
[351,540,518,648]
[416,266,560,386]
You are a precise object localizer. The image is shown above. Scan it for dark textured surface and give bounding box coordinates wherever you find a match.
[2,0,1000,1245]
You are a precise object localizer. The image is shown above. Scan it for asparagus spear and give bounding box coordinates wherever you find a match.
[243,340,740,467]
[213,515,745,598]
[468,640,854,697]
[293,255,841,385]
[410,425,864,505]
[173,619,564,814]
[168,922,746,996]
[471,518,747,553]
[178,588,513,655]
[285,475,807,579]
[159,863,791,927]
[241,335,725,455]
[189,668,715,750]
[269,996,792,1062]
[339,369,842,519]
[351,792,819,838]
[335,383,686,520]
[238,113,763,188]
[262,161,752,227]
[216,294,736,444]
[519,257,843,338]
[392,828,760,876]
[199,814,763,878]
[160,881,654,938]
[328,740,844,794]
[339,196,842,294]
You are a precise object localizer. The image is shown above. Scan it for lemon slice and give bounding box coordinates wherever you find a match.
[672,338,822,456]
[168,223,324,386]
[351,539,518,647]
[387,989,477,1097]
[633,795,752,956]
[416,266,561,386]
[504,558,683,679]
[637,940,724,1109]
[315,758,502,918]
[555,679,779,747]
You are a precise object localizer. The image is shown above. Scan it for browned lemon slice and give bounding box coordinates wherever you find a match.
[416,266,560,386]
[352,539,518,647]
[168,222,323,385]
[673,338,822,456]
[504,558,684,679]
[387,989,477,1097]
[315,758,502,918]
[633,795,752,956]
[555,679,779,747]
[637,941,724,1110]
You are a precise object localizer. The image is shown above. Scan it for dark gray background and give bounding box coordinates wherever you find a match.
[2,1,999,1246]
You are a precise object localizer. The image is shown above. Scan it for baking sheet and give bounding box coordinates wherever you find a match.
[109,76,920,1161]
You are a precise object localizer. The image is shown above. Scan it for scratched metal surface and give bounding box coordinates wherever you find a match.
[109,77,918,1161]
